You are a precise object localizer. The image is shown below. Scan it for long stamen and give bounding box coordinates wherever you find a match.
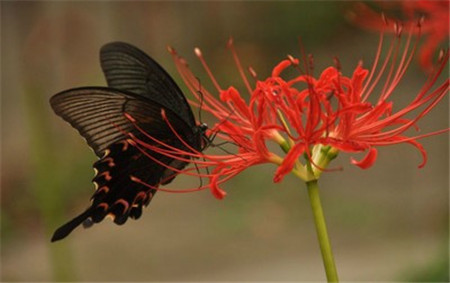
[361,26,397,102]
[366,128,450,145]
[379,22,402,102]
[412,49,449,104]
[168,47,230,116]
[123,113,198,158]
[131,176,211,193]
[381,23,420,101]
[194,48,223,92]
[359,82,448,139]
[227,37,253,95]
[361,28,385,101]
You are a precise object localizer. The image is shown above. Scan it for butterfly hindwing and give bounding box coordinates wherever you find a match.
[50,86,201,242]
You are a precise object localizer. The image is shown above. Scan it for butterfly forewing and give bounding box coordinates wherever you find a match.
[100,42,196,127]
[51,87,133,156]
[50,87,197,157]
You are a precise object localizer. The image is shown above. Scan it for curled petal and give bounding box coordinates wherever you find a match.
[338,103,372,115]
[272,59,292,77]
[318,66,339,82]
[253,130,271,159]
[217,120,249,146]
[273,143,306,183]
[351,65,369,100]
[350,147,378,169]
[210,174,227,199]
[389,137,428,168]
[316,67,339,89]
[418,35,444,72]
[220,87,251,119]
[406,139,427,168]
[320,137,368,152]
[161,35,447,198]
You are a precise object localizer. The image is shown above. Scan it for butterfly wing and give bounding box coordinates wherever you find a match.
[100,42,202,185]
[50,87,197,241]
[100,41,197,128]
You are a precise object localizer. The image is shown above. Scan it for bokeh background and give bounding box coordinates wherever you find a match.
[1,1,448,281]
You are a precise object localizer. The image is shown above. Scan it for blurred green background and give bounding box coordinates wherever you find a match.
[1,1,448,281]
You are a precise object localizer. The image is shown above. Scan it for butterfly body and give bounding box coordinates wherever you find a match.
[50,42,205,242]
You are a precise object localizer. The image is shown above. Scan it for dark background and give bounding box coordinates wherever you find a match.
[2,1,448,281]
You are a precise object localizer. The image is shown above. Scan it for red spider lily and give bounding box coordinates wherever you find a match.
[348,1,449,71]
[124,43,292,199]
[265,23,449,178]
[126,24,448,199]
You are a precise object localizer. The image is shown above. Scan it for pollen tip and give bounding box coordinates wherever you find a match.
[381,12,388,26]
[333,56,342,71]
[130,175,141,182]
[167,45,176,55]
[227,37,234,48]
[160,108,167,118]
[124,112,136,122]
[194,47,202,57]
[287,54,298,65]
[248,66,257,78]
[394,22,403,37]
[418,15,425,27]
[438,49,445,62]
[179,57,189,66]
[308,54,314,69]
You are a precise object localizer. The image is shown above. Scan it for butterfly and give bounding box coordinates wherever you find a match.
[50,42,209,242]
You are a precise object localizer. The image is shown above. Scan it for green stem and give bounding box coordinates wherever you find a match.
[24,86,76,281]
[306,180,339,282]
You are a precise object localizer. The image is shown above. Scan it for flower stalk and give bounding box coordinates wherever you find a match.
[306,179,339,282]
[311,145,339,179]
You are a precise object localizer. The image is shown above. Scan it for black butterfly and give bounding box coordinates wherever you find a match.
[50,42,208,242]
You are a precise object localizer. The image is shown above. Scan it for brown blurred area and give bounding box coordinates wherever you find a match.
[1,1,448,281]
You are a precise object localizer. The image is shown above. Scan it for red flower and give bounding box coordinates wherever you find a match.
[127,27,448,199]
[266,24,449,172]
[348,1,449,71]
[127,42,291,199]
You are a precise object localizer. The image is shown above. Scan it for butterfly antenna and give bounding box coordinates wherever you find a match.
[203,156,211,179]
[192,80,252,162]
[207,128,249,162]
[207,129,246,151]
[213,143,248,162]
[195,77,205,124]
[193,161,204,188]
[207,107,236,143]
